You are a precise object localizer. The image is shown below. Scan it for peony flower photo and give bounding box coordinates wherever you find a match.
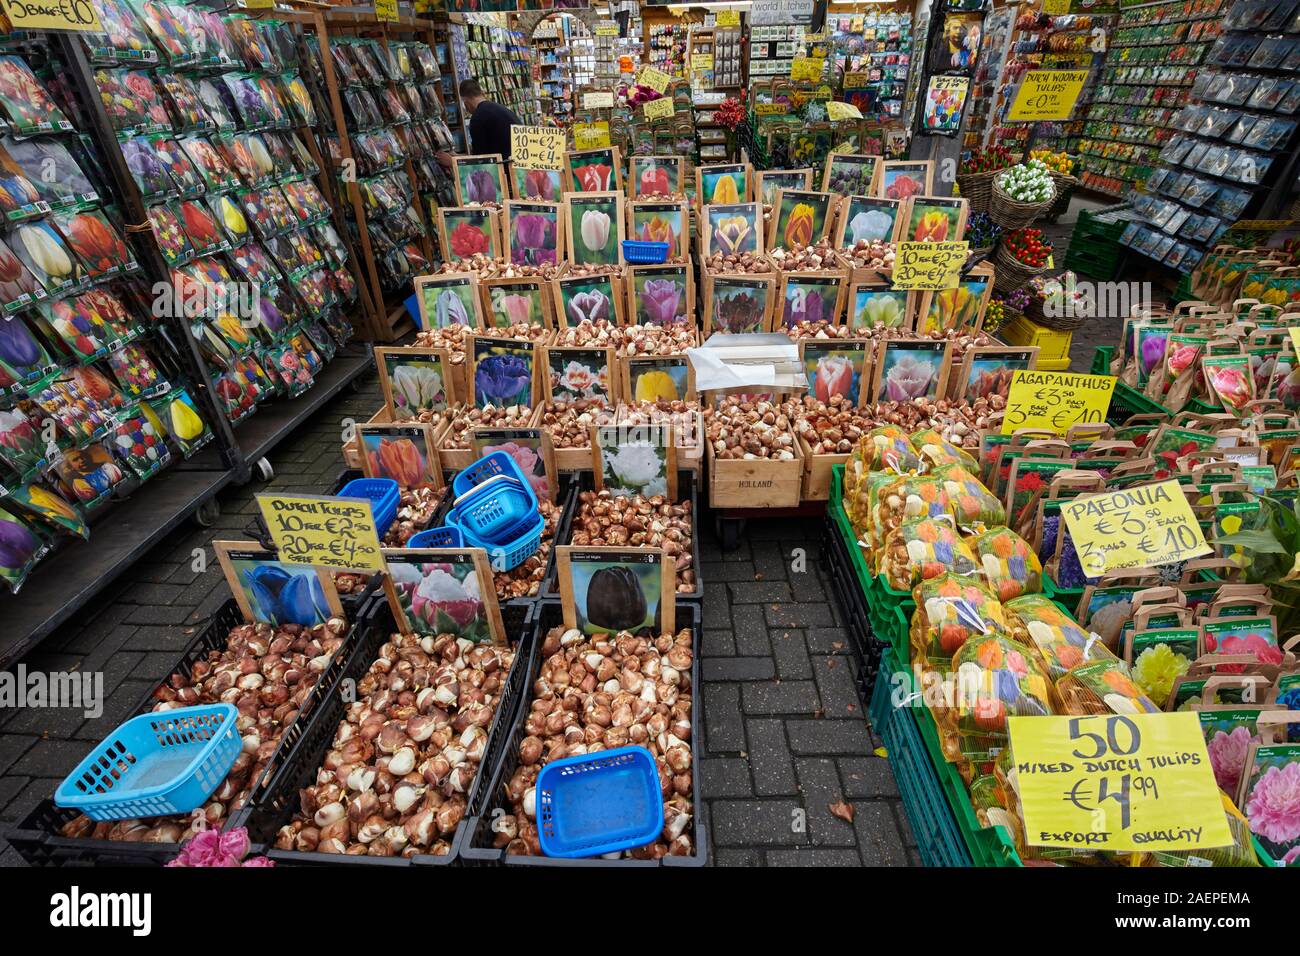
[600,440,668,497]
[387,558,490,642]
[550,351,607,403]
[1245,755,1300,858]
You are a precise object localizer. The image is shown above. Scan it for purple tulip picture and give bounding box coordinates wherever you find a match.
[566,289,610,325]
[638,278,684,325]
[511,212,557,265]
[0,506,40,586]
[466,168,499,203]
[0,317,44,374]
[475,351,532,408]
[783,288,826,328]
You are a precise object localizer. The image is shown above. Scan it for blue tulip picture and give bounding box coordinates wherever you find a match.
[240,562,331,626]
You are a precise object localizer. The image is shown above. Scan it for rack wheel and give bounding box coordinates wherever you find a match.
[714,516,745,552]
[255,457,274,481]
[194,499,220,528]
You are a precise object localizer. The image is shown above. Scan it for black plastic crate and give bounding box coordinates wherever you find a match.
[540,470,702,603]
[8,597,372,866]
[457,599,708,867]
[243,597,534,866]
[822,516,881,688]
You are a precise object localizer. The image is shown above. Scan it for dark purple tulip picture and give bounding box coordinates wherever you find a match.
[0,316,44,374]
[466,169,499,203]
[475,352,531,408]
[0,507,39,575]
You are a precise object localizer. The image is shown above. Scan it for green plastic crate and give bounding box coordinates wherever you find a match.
[1090,346,1113,375]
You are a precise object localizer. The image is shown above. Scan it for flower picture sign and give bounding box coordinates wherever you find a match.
[357,423,440,490]
[591,422,677,499]
[381,548,504,644]
[563,191,624,266]
[215,542,345,627]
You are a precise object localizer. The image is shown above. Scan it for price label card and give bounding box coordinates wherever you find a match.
[717,9,740,26]
[374,0,398,21]
[843,70,869,87]
[573,121,610,150]
[1001,369,1115,435]
[257,494,386,572]
[583,91,614,109]
[644,97,675,120]
[1009,713,1232,853]
[595,21,619,36]
[791,56,825,83]
[1006,69,1089,122]
[0,0,103,30]
[1062,479,1212,576]
[890,241,969,290]
[1287,326,1300,355]
[691,53,714,72]
[755,103,788,116]
[511,126,566,171]
[1042,0,1071,13]
[638,66,672,94]
[826,101,863,121]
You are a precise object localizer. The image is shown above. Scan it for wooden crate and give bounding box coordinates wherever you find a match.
[529,404,617,472]
[797,434,848,502]
[701,267,778,334]
[707,440,804,508]
[551,265,627,326]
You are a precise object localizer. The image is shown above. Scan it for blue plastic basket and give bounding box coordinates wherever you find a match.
[54,704,241,822]
[451,506,545,572]
[450,452,539,542]
[407,526,464,548]
[536,746,665,858]
[338,477,401,535]
[621,240,670,264]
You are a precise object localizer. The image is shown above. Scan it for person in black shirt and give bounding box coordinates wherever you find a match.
[435,79,522,171]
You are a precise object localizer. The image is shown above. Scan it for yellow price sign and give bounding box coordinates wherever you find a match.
[791,56,825,83]
[638,66,672,94]
[691,53,714,72]
[826,101,862,121]
[510,125,566,171]
[755,103,787,116]
[1008,712,1231,853]
[1042,0,1071,13]
[843,70,869,87]
[374,0,398,21]
[257,494,386,573]
[716,9,740,26]
[574,121,610,150]
[243,0,274,8]
[1062,478,1212,576]
[0,0,102,30]
[595,21,619,36]
[644,96,675,121]
[1287,326,1300,355]
[890,241,969,291]
[583,91,614,109]
[1006,69,1089,122]
[1002,369,1116,436]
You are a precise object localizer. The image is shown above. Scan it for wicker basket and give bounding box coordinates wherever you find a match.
[994,243,1048,294]
[1025,297,1088,331]
[955,169,999,214]
[989,177,1057,230]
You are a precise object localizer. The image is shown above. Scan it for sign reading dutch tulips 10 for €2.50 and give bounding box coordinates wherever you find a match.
[257,493,386,572]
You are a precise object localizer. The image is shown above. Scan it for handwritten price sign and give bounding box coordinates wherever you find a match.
[1007,69,1089,122]
[582,91,614,109]
[0,0,103,30]
[1001,369,1115,435]
[510,126,566,171]
[257,494,386,572]
[638,66,672,94]
[826,101,863,121]
[644,97,675,121]
[374,0,398,22]
[890,241,969,290]
[574,121,610,149]
[1009,713,1231,853]
[791,55,825,83]
[1062,479,1211,576]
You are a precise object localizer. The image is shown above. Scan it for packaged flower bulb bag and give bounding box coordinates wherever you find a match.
[868,473,951,560]
[1144,793,1261,868]
[1004,593,1116,680]
[951,632,1055,738]
[932,463,1005,530]
[910,573,1013,661]
[860,424,920,473]
[880,516,978,591]
[968,525,1042,601]
[1055,659,1161,717]
[911,426,977,471]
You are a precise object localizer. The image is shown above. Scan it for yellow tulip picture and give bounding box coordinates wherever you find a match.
[633,368,684,402]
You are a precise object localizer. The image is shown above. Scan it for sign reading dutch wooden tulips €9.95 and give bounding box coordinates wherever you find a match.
[1006,69,1090,122]
[1008,713,1231,853]
[257,493,386,573]
[1061,479,1211,577]
[510,126,566,171]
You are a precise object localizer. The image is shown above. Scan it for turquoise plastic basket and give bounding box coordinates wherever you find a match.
[54,704,240,821]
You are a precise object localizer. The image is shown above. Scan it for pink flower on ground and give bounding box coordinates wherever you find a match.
[1206,726,1252,794]
[1246,761,1300,846]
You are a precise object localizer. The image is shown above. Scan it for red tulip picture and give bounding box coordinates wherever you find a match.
[449,221,489,258]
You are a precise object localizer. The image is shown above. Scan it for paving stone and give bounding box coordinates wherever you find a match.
[7,739,90,778]
[703,657,775,682]
[130,561,182,584]
[713,848,762,867]
[0,701,90,739]
[746,719,797,796]
[699,561,760,583]
[719,539,751,561]
[766,848,862,866]
[742,681,819,715]
[730,604,771,657]
[121,582,191,607]
[765,602,836,629]
[0,777,61,827]
[795,758,858,847]
[0,735,34,775]
[854,800,912,866]
[700,758,753,798]
[44,604,133,656]
[701,629,736,658]
[770,629,812,680]
[728,581,792,604]
[806,627,854,655]
[703,683,745,753]
[750,541,790,581]
[812,654,863,718]
[710,800,807,846]
[124,603,193,626]
[786,718,874,755]
[121,626,195,652]
[66,625,138,672]
[837,756,899,799]
[703,582,729,617]
[0,774,32,820]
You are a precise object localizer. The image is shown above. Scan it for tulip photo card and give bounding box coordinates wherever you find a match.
[565,146,622,193]
[777,272,848,330]
[555,271,624,327]
[503,200,561,267]
[801,340,869,408]
[629,199,689,258]
[0,315,53,385]
[545,345,615,406]
[452,153,508,205]
[624,355,695,404]
[703,201,764,256]
[769,189,835,250]
[836,196,904,247]
[414,273,484,330]
[470,335,537,409]
[564,191,624,266]
[629,154,684,198]
[483,275,553,329]
[6,482,87,541]
[627,263,694,326]
[6,221,84,296]
[376,347,454,417]
[469,426,557,503]
[955,347,1039,403]
[357,422,440,490]
[215,542,345,627]
[0,504,49,593]
[381,548,504,643]
[511,164,563,202]
[592,422,677,499]
[437,205,500,261]
[50,209,136,279]
[823,154,881,199]
[709,274,777,334]
[903,195,968,242]
[872,338,952,403]
[880,161,934,200]
[697,162,752,205]
[918,264,993,334]
[756,168,814,206]
[558,546,674,636]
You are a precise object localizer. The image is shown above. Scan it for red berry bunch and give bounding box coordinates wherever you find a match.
[1004,228,1051,267]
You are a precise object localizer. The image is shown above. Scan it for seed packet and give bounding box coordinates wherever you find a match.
[951,633,1055,737]
[109,412,171,480]
[1202,615,1283,669]
[911,426,978,470]
[105,343,170,399]
[195,79,238,131]
[156,71,211,132]
[36,298,112,363]
[0,504,49,592]
[51,439,124,507]
[148,202,194,265]
[0,402,46,475]
[176,199,227,256]
[265,344,313,397]
[223,74,272,128]
[1,138,97,210]
[7,221,83,296]
[0,313,52,384]
[179,136,239,192]
[1125,627,1199,706]
[1202,353,1255,415]
[83,0,158,64]
[95,68,170,135]
[51,209,135,279]
[154,138,204,196]
[1238,741,1300,864]
[6,481,87,540]
[0,58,73,135]
[228,238,278,287]
[120,136,176,200]
[212,365,259,421]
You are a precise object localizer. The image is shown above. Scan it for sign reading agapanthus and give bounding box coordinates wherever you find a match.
[1061,479,1211,576]
[1001,369,1116,435]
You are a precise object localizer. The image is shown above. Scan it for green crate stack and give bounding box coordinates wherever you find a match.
[1064,209,1128,281]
